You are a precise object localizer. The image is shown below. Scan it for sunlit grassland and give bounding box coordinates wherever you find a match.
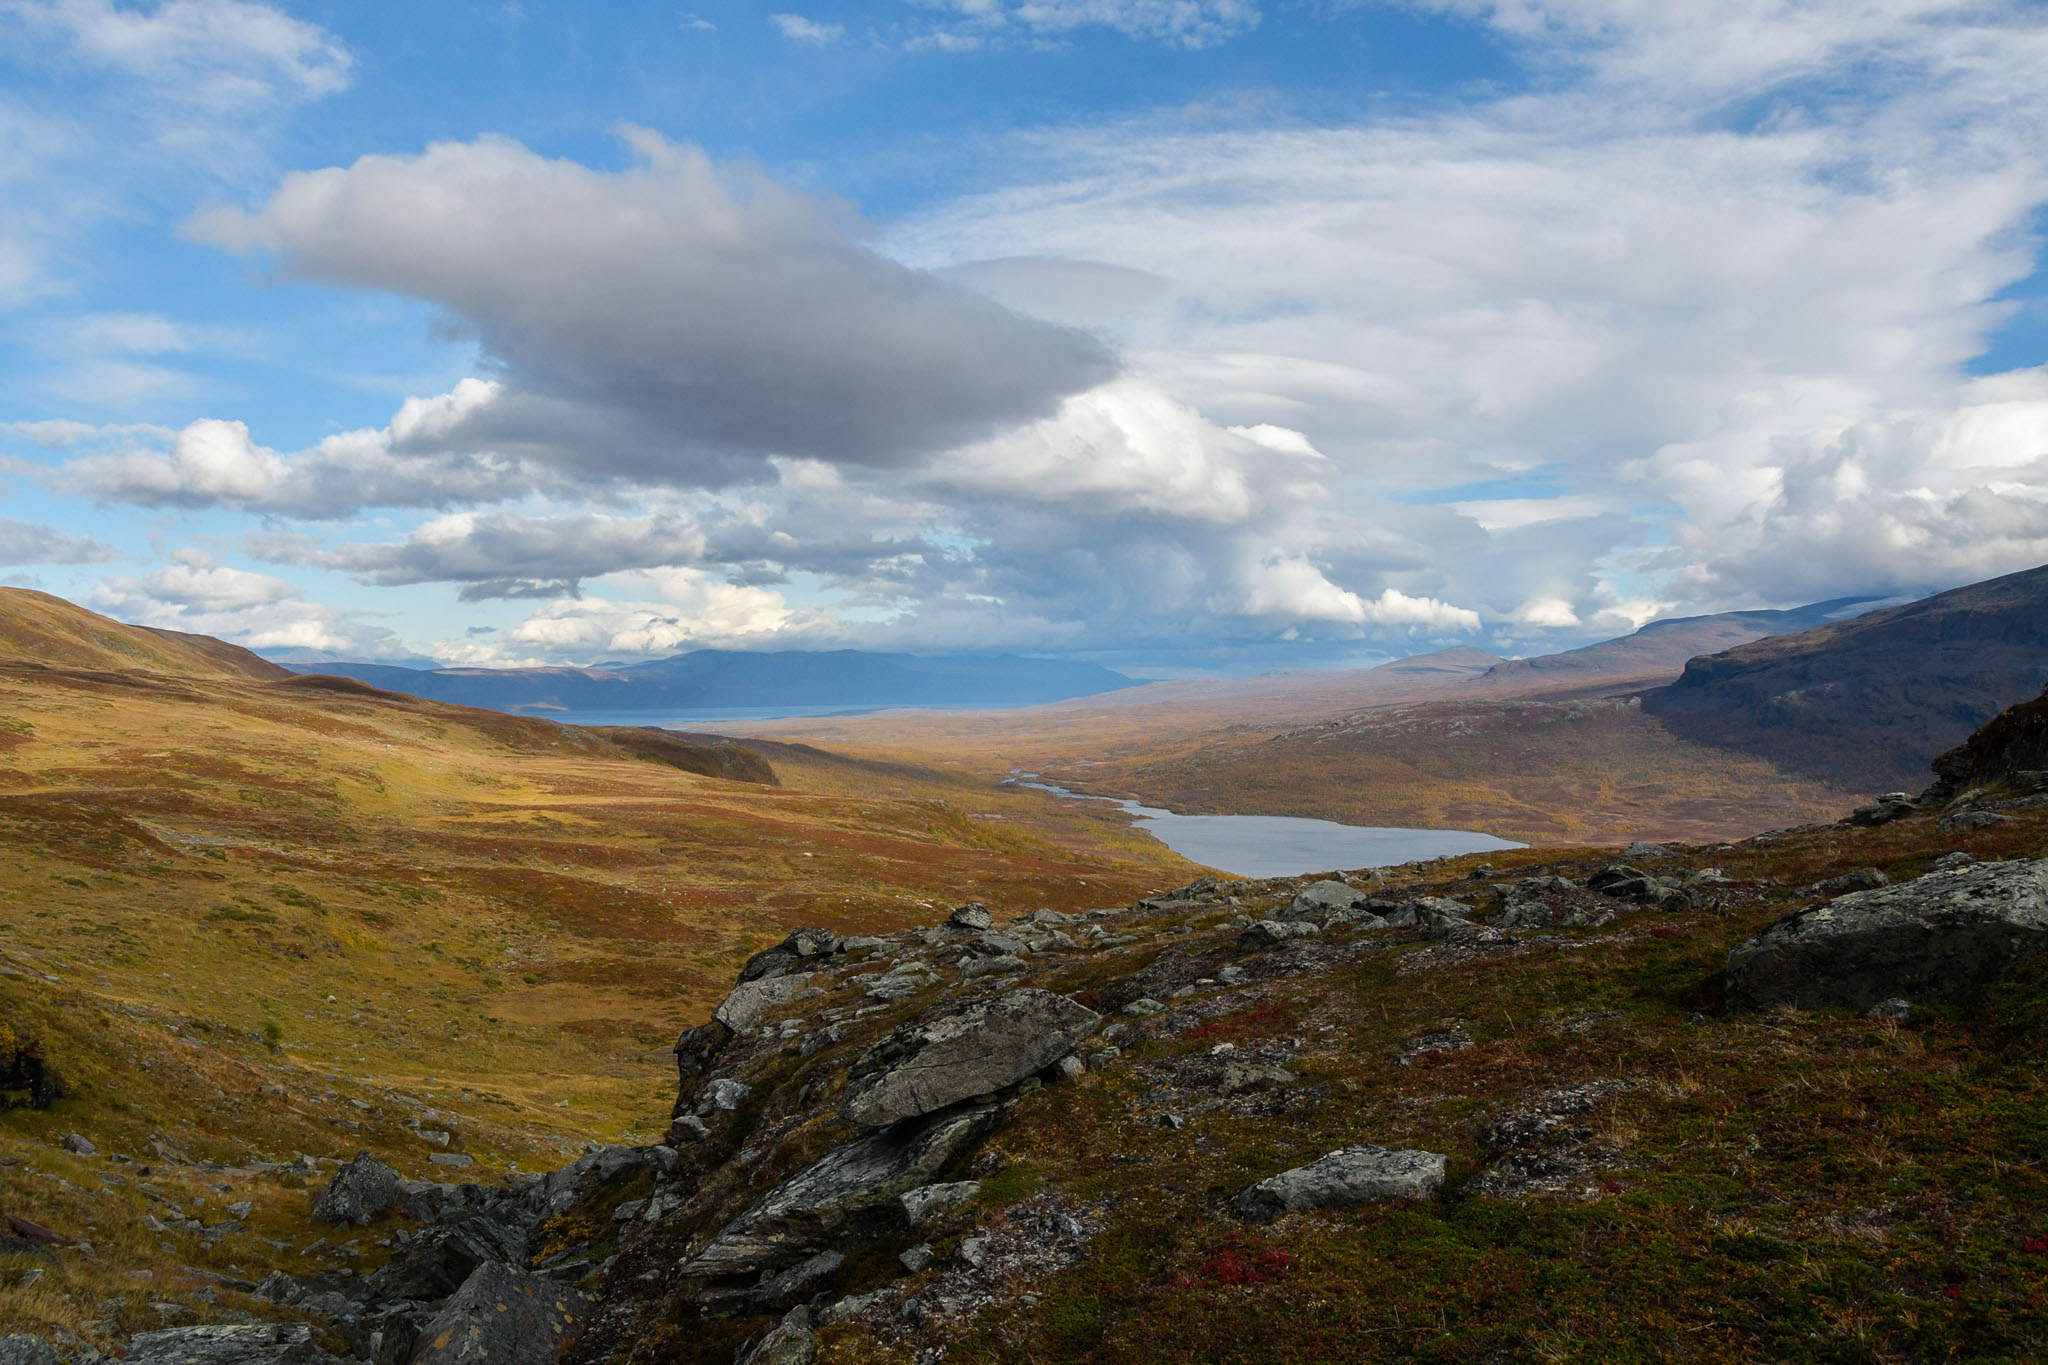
[0,645,1196,1341]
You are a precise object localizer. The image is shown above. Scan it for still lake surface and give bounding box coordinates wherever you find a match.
[1013,779,1522,879]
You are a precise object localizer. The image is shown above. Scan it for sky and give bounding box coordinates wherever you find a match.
[2,0,2047,677]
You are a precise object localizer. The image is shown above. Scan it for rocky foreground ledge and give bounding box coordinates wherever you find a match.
[7,774,2048,1364]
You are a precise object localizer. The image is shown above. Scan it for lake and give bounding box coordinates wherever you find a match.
[1013,779,1522,879]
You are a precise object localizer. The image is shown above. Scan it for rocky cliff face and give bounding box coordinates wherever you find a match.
[1924,684,2048,802]
[1641,563,2048,789]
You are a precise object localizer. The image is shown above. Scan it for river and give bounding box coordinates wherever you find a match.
[1012,778,1522,879]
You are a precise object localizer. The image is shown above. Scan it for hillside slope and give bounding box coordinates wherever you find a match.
[1643,563,2048,788]
[557,796,2048,1365]
[0,593,1195,1350]
[0,588,288,680]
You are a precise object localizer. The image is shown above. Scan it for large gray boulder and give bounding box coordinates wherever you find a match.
[1232,1145,1446,1221]
[840,988,1099,1128]
[123,1323,346,1364]
[714,973,814,1032]
[1410,897,1475,938]
[1237,919,1320,949]
[410,1262,599,1364]
[1726,859,2048,1011]
[948,903,995,931]
[0,1337,58,1365]
[681,1101,1004,1281]
[309,1151,401,1228]
[1279,880,1364,925]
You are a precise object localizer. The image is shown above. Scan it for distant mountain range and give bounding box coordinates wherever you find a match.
[273,649,1137,715]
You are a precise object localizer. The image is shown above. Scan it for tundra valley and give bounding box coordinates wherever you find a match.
[3,567,2048,1363]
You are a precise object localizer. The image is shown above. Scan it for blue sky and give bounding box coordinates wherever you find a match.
[3,1,2047,675]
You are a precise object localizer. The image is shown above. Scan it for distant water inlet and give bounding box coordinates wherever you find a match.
[1011,778,1522,879]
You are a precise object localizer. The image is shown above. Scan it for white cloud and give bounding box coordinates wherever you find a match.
[1655,370,2048,602]
[478,572,802,662]
[888,0,2048,630]
[0,1,351,307]
[13,0,351,107]
[87,547,389,653]
[928,379,1287,523]
[33,0,2048,669]
[768,12,843,43]
[63,382,576,517]
[1514,595,1582,628]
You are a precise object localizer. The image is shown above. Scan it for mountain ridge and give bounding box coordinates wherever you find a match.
[1641,563,2048,788]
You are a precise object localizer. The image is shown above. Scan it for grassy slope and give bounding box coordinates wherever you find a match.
[950,812,2048,1364]
[607,800,2048,1365]
[0,595,1195,1346]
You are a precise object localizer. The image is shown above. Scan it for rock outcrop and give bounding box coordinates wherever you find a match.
[1924,684,2048,802]
[1726,859,2048,1011]
[714,975,815,1033]
[679,1101,1004,1285]
[839,988,1099,1128]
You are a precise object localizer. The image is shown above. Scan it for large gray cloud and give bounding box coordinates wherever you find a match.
[188,131,1119,486]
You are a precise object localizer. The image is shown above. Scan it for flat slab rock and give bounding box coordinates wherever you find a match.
[715,973,814,1032]
[1232,1145,1446,1221]
[1726,859,2048,1011]
[412,1262,600,1365]
[123,1323,347,1364]
[681,1101,1004,1281]
[841,987,1099,1128]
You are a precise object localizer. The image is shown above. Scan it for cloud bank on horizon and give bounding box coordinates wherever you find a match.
[2,0,2046,673]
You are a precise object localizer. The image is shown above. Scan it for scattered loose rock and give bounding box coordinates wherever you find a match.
[841,989,1100,1128]
[1796,867,1889,898]
[1940,810,2015,832]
